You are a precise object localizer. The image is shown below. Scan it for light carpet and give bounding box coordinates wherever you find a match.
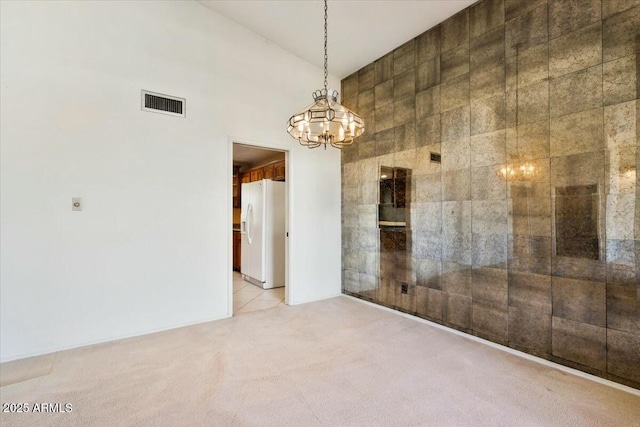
[1,296,639,426]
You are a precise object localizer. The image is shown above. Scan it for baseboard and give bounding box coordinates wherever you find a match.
[0,313,231,364]
[343,294,640,397]
[287,292,343,306]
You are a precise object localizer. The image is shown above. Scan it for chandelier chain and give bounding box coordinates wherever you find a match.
[323,0,328,91]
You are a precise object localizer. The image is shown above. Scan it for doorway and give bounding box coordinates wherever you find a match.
[231,142,288,315]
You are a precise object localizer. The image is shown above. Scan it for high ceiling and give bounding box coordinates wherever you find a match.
[198,0,474,79]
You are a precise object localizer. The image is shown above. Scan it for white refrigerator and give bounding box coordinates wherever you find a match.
[240,179,285,289]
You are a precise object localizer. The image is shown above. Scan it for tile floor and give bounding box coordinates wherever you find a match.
[233,271,285,314]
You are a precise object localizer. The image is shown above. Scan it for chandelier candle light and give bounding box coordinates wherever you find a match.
[287,0,364,149]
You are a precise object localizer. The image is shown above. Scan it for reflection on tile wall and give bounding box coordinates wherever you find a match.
[341,0,640,388]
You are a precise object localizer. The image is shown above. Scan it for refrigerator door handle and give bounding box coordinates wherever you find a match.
[246,204,253,244]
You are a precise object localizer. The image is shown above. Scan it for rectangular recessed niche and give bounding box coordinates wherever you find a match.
[141,90,185,117]
[554,184,599,260]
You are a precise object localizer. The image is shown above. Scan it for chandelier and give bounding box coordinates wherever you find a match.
[497,44,535,182]
[286,0,364,149]
[496,157,536,181]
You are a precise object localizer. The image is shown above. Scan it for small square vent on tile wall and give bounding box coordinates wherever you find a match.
[141,90,185,118]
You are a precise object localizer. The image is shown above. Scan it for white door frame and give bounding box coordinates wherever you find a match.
[227,136,290,316]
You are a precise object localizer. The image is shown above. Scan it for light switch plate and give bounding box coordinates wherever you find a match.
[72,197,82,211]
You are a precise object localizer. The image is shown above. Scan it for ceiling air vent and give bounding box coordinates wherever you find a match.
[141,90,185,118]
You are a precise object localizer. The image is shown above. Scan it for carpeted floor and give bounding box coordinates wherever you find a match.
[1,296,639,426]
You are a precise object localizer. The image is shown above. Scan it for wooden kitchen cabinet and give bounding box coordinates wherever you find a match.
[233,231,241,271]
[263,164,274,180]
[240,161,286,184]
[232,165,241,208]
[274,161,285,181]
[250,168,263,182]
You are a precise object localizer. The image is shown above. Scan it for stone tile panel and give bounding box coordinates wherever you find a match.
[509,306,552,355]
[393,39,416,77]
[607,283,640,334]
[508,271,552,312]
[416,114,441,147]
[442,169,471,201]
[471,94,506,135]
[607,329,640,383]
[416,27,441,64]
[375,104,394,133]
[441,43,470,82]
[470,62,506,101]
[505,3,548,56]
[441,74,470,113]
[471,165,507,200]
[375,128,395,156]
[551,316,606,371]
[507,121,550,160]
[603,0,640,18]
[549,22,602,78]
[416,86,440,119]
[358,63,375,92]
[416,56,440,92]
[375,52,393,84]
[442,261,472,296]
[505,0,546,22]
[548,0,601,39]
[470,129,506,167]
[444,293,472,330]
[393,96,415,126]
[549,108,604,157]
[473,301,508,343]
[441,9,470,52]
[417,285,444,320]
[508,235,552,275]
[517,80,549,125]
[441,137,470,171]
[552,276,606,327]
[472,200,508,237]
[472,233,508,269]
[470,0,505,39]
[441,106,470,142]
[517,43,549,88]
[603,6,640,62]
[472,267,508,306]
[394,69,416,101]
[395,122,416,152]
[375,80,393,109]
[470,26,506,69]
[603,55,637,106]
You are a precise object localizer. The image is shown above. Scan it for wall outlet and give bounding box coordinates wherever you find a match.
[401,282,408,294]
[72,197,82,211]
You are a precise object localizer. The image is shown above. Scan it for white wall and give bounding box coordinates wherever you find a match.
[0,0,342,362]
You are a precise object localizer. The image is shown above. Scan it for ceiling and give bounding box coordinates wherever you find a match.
[198,0,474,79]
[233,144,285,170]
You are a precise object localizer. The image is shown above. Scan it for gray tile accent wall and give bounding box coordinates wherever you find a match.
[341,0,640,389]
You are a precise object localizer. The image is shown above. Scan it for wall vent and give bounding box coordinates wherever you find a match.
[141,90,185,117]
